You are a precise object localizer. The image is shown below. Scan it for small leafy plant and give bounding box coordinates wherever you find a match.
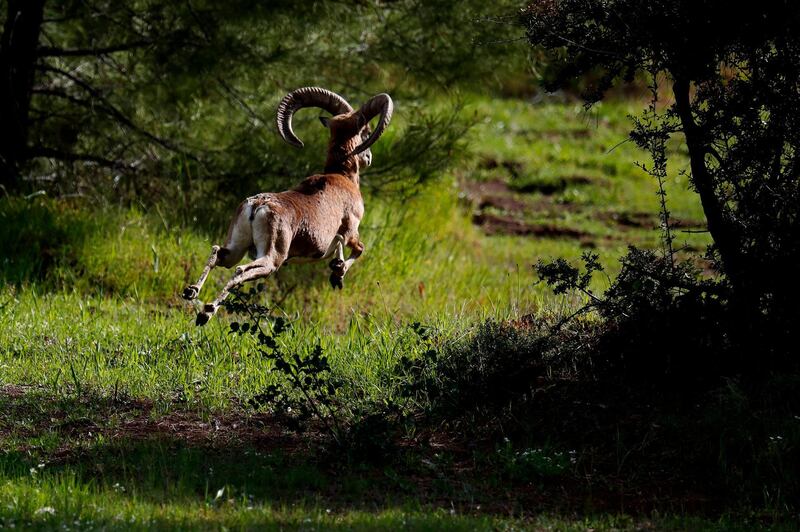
[222,286,344,443]
[494,439,573,482]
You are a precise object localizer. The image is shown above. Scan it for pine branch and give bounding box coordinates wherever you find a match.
[28,146,130,169]
[37,65,199,162]
[37,40,151,57]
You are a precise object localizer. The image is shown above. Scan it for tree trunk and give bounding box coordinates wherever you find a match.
[673,78,764,366]
[0,0,46,192]
[672,79,745,292]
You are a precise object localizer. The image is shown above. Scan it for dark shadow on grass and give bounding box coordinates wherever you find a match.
[0,387,459,512]
[0,197,100,287]
[0,383,757,519]
[0,384,674,517]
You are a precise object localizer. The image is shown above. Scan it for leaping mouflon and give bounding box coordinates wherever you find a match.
[183,87,393,325]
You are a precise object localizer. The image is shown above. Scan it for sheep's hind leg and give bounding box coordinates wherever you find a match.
[182,243,249,300]
[183,245,220,300]
[183,211,252,301]
[195,258,277,326]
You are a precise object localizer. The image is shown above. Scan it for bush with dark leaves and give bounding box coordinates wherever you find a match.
[537,249,729,385]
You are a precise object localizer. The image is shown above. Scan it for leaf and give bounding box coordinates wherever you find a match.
[261,335,277,349]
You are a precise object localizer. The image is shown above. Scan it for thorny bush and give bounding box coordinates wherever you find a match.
[222,286,345,443]
[222,287,419,459]
[536,249,728,385]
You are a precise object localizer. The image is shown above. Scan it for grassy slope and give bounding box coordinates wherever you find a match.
[0,96,726,529]
[1,97,710,403]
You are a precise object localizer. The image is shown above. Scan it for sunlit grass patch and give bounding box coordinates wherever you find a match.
[1,95,710,327]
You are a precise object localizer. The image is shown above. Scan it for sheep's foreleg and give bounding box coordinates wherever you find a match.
[329,237,364,289]
[342,238,364,274]
[321,234,345,261]
[328,239,345,289]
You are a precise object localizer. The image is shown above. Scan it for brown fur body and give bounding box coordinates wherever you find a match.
[222,172,364,268]
[184,109,373,325]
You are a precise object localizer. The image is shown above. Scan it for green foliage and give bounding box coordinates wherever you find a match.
[536,251,603,295]
[221,287,418,459]
[3,0,528,199]
[394,319,582,424]
[433,320,549,413]
[536,248,730,382]
[223,286,345,441]
[523,0,800,363]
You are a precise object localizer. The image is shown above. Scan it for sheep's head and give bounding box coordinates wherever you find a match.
[276,87,393,173]
[318,114,374,168]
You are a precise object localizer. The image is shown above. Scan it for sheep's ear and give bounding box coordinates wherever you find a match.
[319,116,331,128]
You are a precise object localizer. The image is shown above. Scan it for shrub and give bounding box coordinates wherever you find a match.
[537,249,730,385]
[394,317,597,423]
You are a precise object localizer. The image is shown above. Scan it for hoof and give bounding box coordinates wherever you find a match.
[195,312,210,326]
[329,273,343,290]
[182,285,200,300]
[329,258,345,275]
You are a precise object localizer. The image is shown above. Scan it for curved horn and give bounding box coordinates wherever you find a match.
[276,87,353,148]
[350,93,394,156]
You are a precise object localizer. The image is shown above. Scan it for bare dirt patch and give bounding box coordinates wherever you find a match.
[478,194,529,213]
[462,178,532,215]
[513,175,595,195]
[472,212,589,240]
[462,178,589,240]
[0,385,305,459]
[0,384,34,398]
[463,178,581,215]
[109,409,302,453]
[598,210,658,229]
[521,128,592,140]
[477,158,598,196]
[462,177,515,198]
[672,217,707,230]
[597,211,708,232]
[478,158,525,175]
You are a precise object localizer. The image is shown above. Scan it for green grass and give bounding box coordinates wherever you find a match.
[0,430,783,531]
[2,97,710,317]
[0,95,742,529]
